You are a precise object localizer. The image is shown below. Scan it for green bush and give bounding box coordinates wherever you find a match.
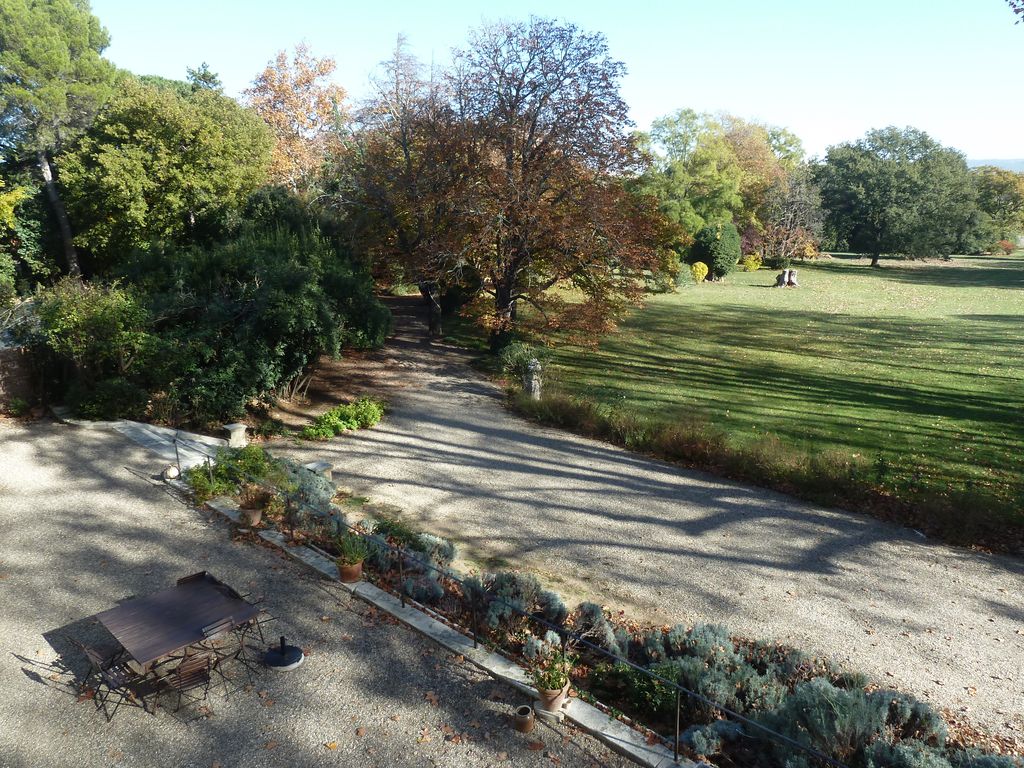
[32,279,152,392]
[690,261,708,284]
[5,396,29,417]
[66,377,150,420]
[300,397,385,440]
[690,222,741,280]
[741,253,763,272]
[123,227,389,427]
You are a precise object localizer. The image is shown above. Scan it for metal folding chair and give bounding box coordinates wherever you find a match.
[65,636,150,721]
[161,648,212,713]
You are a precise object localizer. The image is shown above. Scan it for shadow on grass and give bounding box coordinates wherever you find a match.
[554,301,1024,493]
[811,254,1024,289]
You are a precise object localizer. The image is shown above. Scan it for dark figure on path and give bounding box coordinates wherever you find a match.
[419,281,443,338]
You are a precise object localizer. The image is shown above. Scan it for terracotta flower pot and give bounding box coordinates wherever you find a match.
[535,681,570,712]
[337,560,363,583]
[240,506,262,527]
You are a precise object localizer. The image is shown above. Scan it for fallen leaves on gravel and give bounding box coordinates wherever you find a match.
[324,742,337,750]
[424,691,439,706]
[263,741,279,750]
[417,727,432,743]
[527,740,544,751]
[355,727,366,737]
[76,688,95,703]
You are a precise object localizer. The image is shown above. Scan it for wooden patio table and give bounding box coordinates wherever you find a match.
[94,574,261,671]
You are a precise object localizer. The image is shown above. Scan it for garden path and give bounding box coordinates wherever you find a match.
[272,299,1024,746]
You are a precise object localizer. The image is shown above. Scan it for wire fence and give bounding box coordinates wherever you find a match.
[173,436,849,768]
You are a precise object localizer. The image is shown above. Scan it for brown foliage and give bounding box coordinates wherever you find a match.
[340,21,672,343]
[245,44,345,192]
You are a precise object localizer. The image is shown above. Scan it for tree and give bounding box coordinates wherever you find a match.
[186,62,222,92]
[758,168,824,268]
[690,221,741,279]
[60,77,272,270]
[0,0,116,276]
[446,18,667,344]
[344,21,668,345]
[815,127,980,266]
[0,178,26,306]
[972,166,1024,242]
[245,44,345,193]
[637,110,803,239]
[338,37,470,283]
[1010,0,1023,21]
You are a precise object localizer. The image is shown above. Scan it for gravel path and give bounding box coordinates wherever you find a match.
[271,305,1024,744]
[0,420,632,768]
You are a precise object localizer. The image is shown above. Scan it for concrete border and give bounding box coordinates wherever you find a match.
[196,489,691,768]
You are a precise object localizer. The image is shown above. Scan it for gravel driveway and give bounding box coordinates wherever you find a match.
[0,420,632,768]
[271,308,1024,745]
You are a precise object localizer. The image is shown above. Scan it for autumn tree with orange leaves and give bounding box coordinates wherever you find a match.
[342,21,672,347]
[245,44,345,193]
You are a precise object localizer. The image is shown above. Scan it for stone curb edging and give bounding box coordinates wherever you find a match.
[194,489,693,768]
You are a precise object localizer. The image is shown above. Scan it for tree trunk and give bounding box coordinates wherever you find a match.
[489,289,515,352]
[870,253,881,268]
[37,151,80,278]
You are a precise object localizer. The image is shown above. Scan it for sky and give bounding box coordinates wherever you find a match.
[90,0,1023,160]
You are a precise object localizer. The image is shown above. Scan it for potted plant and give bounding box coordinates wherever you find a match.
[335,531,368,583]
[238,483,273,527]
[531,646,574,712]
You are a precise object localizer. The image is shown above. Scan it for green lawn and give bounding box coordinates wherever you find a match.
[542,253,1024,511]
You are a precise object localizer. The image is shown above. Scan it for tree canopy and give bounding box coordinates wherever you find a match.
[343,20,669,345]
[60,77,272,270]
[636,109,804,238]
[972,165,1024,242]
[815,127,980,265]
[0,0,117,275]
[245,44,345,193]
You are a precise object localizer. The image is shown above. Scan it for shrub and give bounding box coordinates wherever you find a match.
[952,750,1024,768]
[124,228,390,426]
[34,279,151,381]
[741,253,763,272]
[524,629,564,662]
[499,341,547,380]
[66,377,150,420]
[757,678,889,766]
[681,721,743,757]
[5,396,29,417]
[690,222,741,280]
[463,571,566,635]
[300,397,385,439]
[279,458,336,518]
[993,240,1015,255]
[574,602,625,658]
[372,515,422,549]
[184,462,236,502]
[690,261,708,284]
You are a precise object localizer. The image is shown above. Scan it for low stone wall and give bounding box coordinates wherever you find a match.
[0,346,32,407]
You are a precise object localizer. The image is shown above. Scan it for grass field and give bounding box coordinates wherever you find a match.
[531,253,1024,534]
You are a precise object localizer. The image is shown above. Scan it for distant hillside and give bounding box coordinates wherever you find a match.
[968,159,1024,172]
